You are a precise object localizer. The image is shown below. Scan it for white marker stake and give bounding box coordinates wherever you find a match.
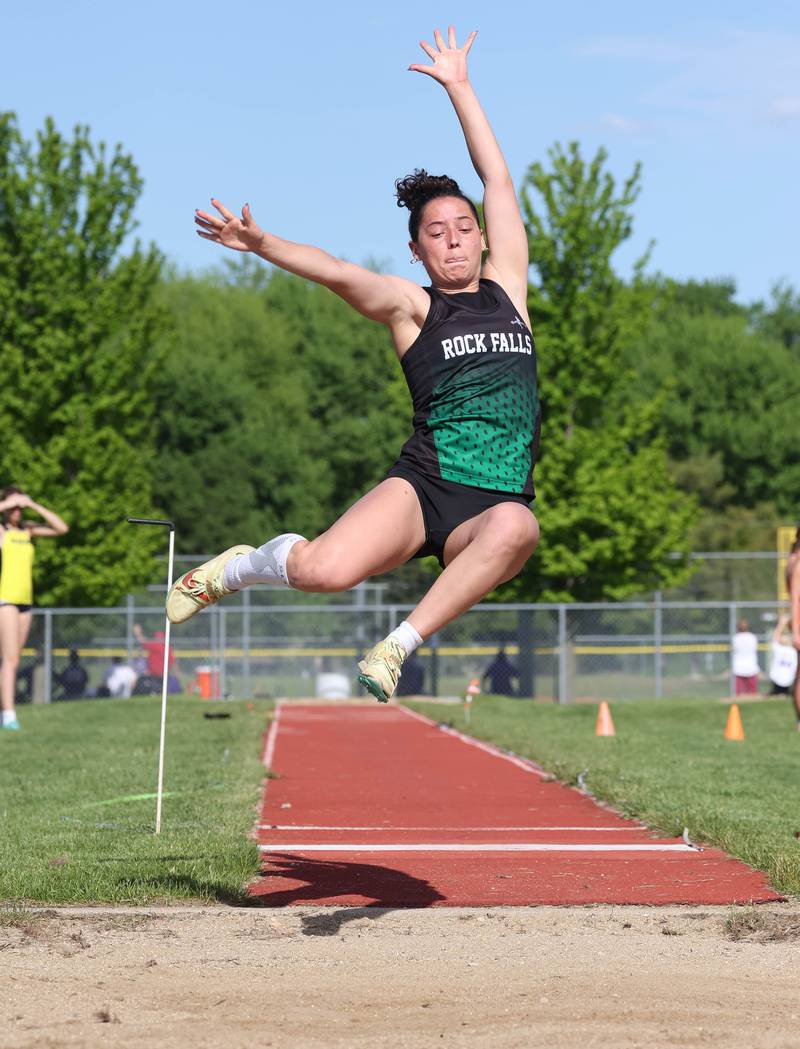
[127,517,176,835]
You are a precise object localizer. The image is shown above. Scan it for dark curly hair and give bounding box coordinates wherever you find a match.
[395,169,480,241]
[1,484,23,525]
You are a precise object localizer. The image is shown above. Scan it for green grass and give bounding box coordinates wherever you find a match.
[407,696,800,898]
[0,696,272,904]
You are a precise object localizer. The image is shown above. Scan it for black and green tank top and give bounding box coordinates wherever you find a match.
[397,278,540,496]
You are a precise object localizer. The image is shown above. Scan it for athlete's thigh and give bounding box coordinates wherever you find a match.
[18,610,33,651]
[0,605,21,659]
[442,501,538,567]
[312,477,426,576]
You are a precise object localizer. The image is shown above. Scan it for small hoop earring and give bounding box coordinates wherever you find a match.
[410,256,419,265]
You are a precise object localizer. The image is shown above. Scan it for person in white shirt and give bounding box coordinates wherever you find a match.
[768,614,798,696]
[787,530,800,728]
[105,656,138,699]
[731,618,760,696]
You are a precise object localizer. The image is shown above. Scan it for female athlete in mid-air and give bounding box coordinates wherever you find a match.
[168,26,541,702]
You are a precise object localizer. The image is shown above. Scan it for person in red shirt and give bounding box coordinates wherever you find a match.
[133,623,180,692]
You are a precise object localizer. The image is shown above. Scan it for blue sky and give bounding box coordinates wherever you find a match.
[3,0,799,303]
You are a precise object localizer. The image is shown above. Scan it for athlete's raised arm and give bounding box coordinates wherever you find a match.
[410,26,529,309]
[18,494,69,538]
[791,555,800,652]
[194,200,425,335]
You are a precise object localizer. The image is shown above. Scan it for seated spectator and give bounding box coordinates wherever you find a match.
[132,674,162,696]
[483,646,518,696]
[396,650,425,696]
[105,656,138,699]
[768,614,798,696]
[55,649,89,700]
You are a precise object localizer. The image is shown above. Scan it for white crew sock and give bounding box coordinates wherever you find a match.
[387,620,423,657]
[1,709,17,726]
[223,533,306,590]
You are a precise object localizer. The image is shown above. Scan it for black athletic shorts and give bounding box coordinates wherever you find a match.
[0,601,32,613]
[386,462,533,568]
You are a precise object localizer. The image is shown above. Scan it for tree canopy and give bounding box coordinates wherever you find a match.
[510,142,696,601]
[152,262,409,555]
[0,114,166,604]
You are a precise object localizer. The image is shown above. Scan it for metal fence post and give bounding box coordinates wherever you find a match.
[219,607,227,700]
[355,582,366,652]
[43,609,53,704]
[126,594,135,662]
[209,604,218,699]
[430,632,439,698]
[729,601,737,697]
[242,589,251,699]
[516,607,535,699]
[557,604,567,705]
[654,590,663,699]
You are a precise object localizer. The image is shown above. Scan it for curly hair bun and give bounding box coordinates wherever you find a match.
[395,169,464,213]
[394,169,477,241]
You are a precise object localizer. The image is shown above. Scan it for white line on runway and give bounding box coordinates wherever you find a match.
[397,705,549,778]
[258,843,695,853]
[261,701,283,768]
[258,825,648,832]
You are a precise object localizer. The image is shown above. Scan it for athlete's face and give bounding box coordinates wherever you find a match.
[411,197,485,288]
[4,495,22,527]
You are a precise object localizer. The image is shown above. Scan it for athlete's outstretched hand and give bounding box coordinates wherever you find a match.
[409,25,477,87]
[194,199,264,253]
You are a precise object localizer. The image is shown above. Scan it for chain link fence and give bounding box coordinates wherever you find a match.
[16,591,791,706]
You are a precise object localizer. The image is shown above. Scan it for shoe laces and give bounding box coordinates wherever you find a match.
[367,639,405,674]
[179,571,208,598]
[207,574,228,600]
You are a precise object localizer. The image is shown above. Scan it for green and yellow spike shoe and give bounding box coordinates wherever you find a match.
[166,545,255,624]
[357,638,405,703]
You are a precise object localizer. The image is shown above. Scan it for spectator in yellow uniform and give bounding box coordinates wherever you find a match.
[0,486,68,730]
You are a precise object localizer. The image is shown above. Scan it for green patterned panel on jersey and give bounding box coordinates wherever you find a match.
[428,357,538,493]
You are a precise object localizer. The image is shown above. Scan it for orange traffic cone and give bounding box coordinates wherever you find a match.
[595,701,616,737]
[724,703,745,741]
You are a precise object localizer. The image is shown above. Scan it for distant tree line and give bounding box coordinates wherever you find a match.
[1,114,797,604]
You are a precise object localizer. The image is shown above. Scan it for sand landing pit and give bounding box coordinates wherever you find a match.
[3,903,799,1048]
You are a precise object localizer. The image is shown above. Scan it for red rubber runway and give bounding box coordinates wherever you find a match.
[248,702,782,907]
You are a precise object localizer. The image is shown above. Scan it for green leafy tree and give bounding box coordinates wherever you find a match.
[648,275,747,320]
[622,307,800,515]
[0,114,166,604]
[153,262,409,553]
[260,269,409,519]
[153,270,332,553]
[508,142,696,601]
[751,279,800,351]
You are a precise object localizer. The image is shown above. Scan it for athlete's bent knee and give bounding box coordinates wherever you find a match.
[289,544,362,593]
[485,505,540,560]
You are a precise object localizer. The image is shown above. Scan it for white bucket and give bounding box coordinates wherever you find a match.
[315,672,351,700]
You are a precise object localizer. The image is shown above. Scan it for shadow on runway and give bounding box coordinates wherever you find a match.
[248,853,446,932]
